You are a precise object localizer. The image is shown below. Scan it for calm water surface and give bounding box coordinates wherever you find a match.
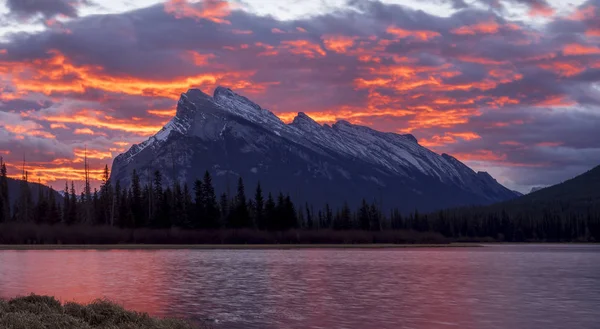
[1,245,599,329]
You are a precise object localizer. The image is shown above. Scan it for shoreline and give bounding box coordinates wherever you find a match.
[0,243,481,250]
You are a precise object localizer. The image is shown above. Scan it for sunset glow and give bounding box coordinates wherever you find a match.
[0,0,599,193]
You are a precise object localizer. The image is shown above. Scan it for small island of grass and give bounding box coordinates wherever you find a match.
[0,294,209,329]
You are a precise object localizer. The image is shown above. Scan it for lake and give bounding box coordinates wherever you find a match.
[1,245,599,329]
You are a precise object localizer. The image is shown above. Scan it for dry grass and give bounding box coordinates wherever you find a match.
[0,294,209,329]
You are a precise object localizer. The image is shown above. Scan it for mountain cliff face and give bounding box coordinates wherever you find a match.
[110,87,519,212]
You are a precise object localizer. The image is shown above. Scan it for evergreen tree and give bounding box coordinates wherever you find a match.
[0,158,9,222]
[67,182,78,225]
[202,171,220,229]
[99,165,113,225]
[233,177,250,228]
[369,202,381,231]
[265,192,276,231]
[193,179,204,228]
[284,195,297,229]
[358,199,370,231]
[254,183,264,229]
[62,182,70,224]
[151,170,163,227]
[305,203,313,230]
[34,182,48,224]
[14,172,33,223]
[219,192,229,226]
[131,169,143,227]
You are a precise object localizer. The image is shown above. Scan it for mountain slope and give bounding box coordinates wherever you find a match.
[110,87,519,212]
[6,177,62,211]
[497,165,600,212]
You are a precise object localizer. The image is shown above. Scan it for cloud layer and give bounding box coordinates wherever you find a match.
[1,0,599,192]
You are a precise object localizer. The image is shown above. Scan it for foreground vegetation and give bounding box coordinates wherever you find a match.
[0,294,207,329]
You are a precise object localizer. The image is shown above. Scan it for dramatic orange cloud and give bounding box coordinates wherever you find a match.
[164,0,231,24]
[587,28,600,37]
[451,21,500,35]
[322,35,356,53]
[1,50,268,100]
[563,43,600,56]
[147,109,177,118]
[6,160,106,186]
[386,26,440,41]
[538,61,585,77]
[74,128,96,135]
[73,148,113,160]
[3,125,56,139]
[281,40,326,58]
[271,28,285,34]
[453,150,507,162]
[50,123,68,129]
[187,52,216,65]
[420,132,481,147]
[26,109,165,135]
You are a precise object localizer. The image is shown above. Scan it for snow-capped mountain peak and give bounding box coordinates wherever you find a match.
[111,86,519,212]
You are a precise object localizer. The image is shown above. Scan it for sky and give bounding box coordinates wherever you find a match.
[0,0,599,194]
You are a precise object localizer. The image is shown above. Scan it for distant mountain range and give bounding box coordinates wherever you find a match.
[110,87,519,212]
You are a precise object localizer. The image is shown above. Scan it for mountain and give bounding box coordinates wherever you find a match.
[6,177,62,211]
[110,87,519,212]
[529,186,546,194]
[498,165,600,213]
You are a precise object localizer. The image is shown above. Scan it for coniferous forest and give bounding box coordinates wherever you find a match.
[0,158,599,244]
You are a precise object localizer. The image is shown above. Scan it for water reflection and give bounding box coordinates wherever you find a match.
[1,245,599,329]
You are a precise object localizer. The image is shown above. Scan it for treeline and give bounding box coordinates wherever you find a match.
[0,163,389,232]
[1,158,599,242]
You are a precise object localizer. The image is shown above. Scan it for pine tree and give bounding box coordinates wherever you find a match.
[233,177,250,228]
[254,183,264,229]
[202,171,220,229]
[131,169,143,227]
[34,181,48,224]
[305,203,313,230]
[193,178,204,228]
[0,158,9,222]
[369,202,381,231]
[284,195,297,230]
[14,170,33,223]
[67,182,78,225]
[265,192,276,231]
[358,199,370,231]
[62,182,69,224]
[152,170,163,227]
[99,165,113,225]
[219,192,229,226]
[43,187,57,225]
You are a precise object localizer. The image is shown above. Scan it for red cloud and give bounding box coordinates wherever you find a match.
[322,35,356,53]
[386,26,440,41]
[451,21,500,35]
[164,0,231,24]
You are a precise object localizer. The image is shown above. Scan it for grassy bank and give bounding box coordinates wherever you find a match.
[0,294,208,329]
[0,223,450,245]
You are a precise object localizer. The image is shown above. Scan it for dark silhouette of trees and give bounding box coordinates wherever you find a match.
[0,159,598,243]
[0,158,8,223]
